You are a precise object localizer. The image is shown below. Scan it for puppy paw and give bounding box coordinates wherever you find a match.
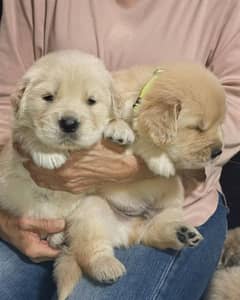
[147,154,175,177]
[89,255,126,283]
[32,152,67,169]
[104,119,135,145]
[176,226,203,248]
[48,232,65,249]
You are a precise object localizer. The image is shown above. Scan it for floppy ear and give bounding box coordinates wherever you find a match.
[140,99,181,145]
[10,79,29,114]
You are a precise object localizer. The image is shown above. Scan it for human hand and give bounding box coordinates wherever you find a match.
[0,209,65,262]
[19,140,153,194]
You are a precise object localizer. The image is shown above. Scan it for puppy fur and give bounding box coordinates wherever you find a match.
[0,56,226,300]
[0,50,115,300]
[67,62,225,297]
[206,227,240,300]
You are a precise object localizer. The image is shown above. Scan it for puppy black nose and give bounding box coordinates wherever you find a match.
[59,117,80,133]
[211,148,222,159]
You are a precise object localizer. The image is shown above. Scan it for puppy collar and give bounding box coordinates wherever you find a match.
[133,68,165,110]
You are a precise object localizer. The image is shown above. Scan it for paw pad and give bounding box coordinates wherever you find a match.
[176,226,203,247]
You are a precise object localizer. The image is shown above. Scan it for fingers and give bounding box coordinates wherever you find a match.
[23,236,61,260]
[100,139,126,153]
[23,161,63,189]
[13,142,30,158]
[18,217,65,234]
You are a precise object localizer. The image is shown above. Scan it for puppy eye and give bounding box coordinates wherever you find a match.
[87,98,97,106]
[42,94,54,102]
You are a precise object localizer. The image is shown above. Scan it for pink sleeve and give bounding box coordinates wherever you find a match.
[0,0,45,148]
[209,2,240,166]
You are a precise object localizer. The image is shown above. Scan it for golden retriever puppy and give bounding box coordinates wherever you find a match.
[100,62,226,284]
[0,50,115,299]
[206,227,240,300]
[58,63,225,298]
[107,63,226,174]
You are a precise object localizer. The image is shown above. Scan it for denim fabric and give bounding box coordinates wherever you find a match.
[0,242,54,300]
[0,195,227,300]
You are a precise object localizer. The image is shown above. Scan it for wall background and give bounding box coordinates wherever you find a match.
[0,0,239,228]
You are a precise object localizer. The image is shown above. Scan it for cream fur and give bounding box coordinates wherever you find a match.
[0,55,225,300]
[206,227,240,300]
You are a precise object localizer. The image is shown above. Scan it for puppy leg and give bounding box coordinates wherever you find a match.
[54,249,82,300]
[139,208,203,250]
[67,196,126,283]
[104,119,135,145]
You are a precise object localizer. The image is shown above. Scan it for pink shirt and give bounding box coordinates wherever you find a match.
[0,0,240,225]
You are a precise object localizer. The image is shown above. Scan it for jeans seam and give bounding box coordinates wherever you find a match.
[151,251,180,300]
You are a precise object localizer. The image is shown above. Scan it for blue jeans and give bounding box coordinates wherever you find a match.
[0,195,227,300]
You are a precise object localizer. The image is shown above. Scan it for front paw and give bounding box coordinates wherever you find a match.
[104,119,135,145]
[147,154,175,177]
[176,225,203,248]
[89,255,126,283]
[31,152,67,169]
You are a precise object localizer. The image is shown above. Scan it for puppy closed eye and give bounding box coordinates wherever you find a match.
[87,97,97,106]
[195,126,205,133]
[42,94,54,102]
[187,125,205,133]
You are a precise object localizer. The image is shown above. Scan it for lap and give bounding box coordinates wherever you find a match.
[0,195,227,300]
[66,195,228,300]
[0,240,54,300]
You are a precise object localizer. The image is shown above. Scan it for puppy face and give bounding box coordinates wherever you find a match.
[133,64,226,169]
[12,50,113,150]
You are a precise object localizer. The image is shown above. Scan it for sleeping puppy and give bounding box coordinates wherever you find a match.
[206,227,240,300]
[102,64,225,244]
[56,63,225,298]
[107,63,225,174]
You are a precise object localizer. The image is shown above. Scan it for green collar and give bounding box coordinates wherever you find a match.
[133,68,164,111]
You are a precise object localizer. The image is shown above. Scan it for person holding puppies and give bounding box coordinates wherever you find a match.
[0,1,240,299]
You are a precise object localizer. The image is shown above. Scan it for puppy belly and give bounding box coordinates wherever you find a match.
[102,176,182,218]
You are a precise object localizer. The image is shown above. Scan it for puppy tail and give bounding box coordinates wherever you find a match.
[54,250,82,300]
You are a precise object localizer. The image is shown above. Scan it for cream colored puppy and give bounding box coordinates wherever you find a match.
[0,50,115,299]
[107,63,225,174]
[206,227,240,300]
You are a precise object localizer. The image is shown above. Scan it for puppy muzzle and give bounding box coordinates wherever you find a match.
[58,116,80,133]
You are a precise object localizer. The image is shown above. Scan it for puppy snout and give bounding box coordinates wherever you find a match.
[211,148,222,159]
[59,116,80,133]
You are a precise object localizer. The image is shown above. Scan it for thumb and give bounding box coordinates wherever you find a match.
[18,217,65,234]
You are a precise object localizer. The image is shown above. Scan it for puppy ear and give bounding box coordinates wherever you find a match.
[141,98,181,145]
[10,79,29,114]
